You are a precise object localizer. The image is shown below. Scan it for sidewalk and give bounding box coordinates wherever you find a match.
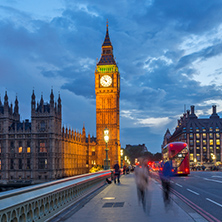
[57,173,207,222]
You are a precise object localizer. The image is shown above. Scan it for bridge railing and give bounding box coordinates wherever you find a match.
[0,170,111,222]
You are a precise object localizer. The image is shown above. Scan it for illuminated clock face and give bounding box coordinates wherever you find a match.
[100,75,112,87]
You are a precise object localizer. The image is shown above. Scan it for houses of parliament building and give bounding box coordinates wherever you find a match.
[0,23,120,184]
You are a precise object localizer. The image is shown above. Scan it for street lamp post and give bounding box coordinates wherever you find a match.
[194,158,197,166]
[212,154,216,164]
[120,149,123,168]
[104,128,110,170]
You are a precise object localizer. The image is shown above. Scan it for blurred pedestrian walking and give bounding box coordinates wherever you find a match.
[134,158,150,212]
[159,160,173,207]
[123,165,126,174]
[113,161,120,184]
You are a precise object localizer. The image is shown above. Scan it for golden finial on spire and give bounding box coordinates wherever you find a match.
[106,19,108,28]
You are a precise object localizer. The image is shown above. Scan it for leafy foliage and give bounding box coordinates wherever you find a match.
[123,146,162,163]
[89,165,103,173]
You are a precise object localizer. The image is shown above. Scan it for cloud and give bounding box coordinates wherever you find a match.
[177,43,222,69]
[1,0,222,152]
[137,117,171,128]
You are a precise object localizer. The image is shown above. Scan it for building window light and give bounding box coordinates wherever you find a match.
[19,147,22,153]
[210,140,213,145]
[27,147,31,153]
[39,142,47,153]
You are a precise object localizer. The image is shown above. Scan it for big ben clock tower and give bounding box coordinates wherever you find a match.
[95,22,120,168]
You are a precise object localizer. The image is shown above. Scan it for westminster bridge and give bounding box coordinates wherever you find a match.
[0,171,221,222]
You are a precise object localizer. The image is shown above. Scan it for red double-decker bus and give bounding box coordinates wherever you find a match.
[162,142,190,175]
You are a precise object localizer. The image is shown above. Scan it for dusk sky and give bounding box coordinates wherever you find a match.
[1,0,222,153]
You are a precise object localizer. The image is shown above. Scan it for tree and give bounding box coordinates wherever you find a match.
[122,145,162,164]
[153,152,162,161]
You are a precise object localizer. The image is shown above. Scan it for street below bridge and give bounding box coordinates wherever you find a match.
[51,172,211,222]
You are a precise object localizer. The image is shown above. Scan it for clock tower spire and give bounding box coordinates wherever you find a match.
[98,20,116,66]
[95,22,120,168]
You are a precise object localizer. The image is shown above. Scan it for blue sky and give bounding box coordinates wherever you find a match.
[1,0,222,153]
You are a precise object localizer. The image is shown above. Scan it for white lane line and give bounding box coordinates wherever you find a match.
[206,198,222,208]
[176,183,183,187]
[204,178,222,183]
[187,189,199,195]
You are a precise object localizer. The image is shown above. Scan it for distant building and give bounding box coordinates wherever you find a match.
[162,105,222,164]
[125,144,148,153]
[162,129,171,148]
[0,90,96,184]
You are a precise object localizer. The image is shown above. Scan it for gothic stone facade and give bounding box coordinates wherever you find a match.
[0,90,95,184]
[162,105,222,164]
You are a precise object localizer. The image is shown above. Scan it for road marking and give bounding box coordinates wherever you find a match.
[204,178,222,183]
[212,176,222,178]
[176,183,183,187]
[187,189,199,195]
[206,198,222,208]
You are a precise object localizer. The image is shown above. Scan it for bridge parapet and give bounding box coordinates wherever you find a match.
[0,171,111,222]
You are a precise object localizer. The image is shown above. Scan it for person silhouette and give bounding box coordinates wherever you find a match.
[113,161,120,184]
[160,160,173,206]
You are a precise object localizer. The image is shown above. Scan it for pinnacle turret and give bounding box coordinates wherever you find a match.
[98,21,116,65]
[14,96,19,114]
[50,89,54,105]
[4,91,8,105]
[102,21,112,47]
[31,90,36,111]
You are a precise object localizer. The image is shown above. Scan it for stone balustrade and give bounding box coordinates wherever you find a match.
[0,171,111,222]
